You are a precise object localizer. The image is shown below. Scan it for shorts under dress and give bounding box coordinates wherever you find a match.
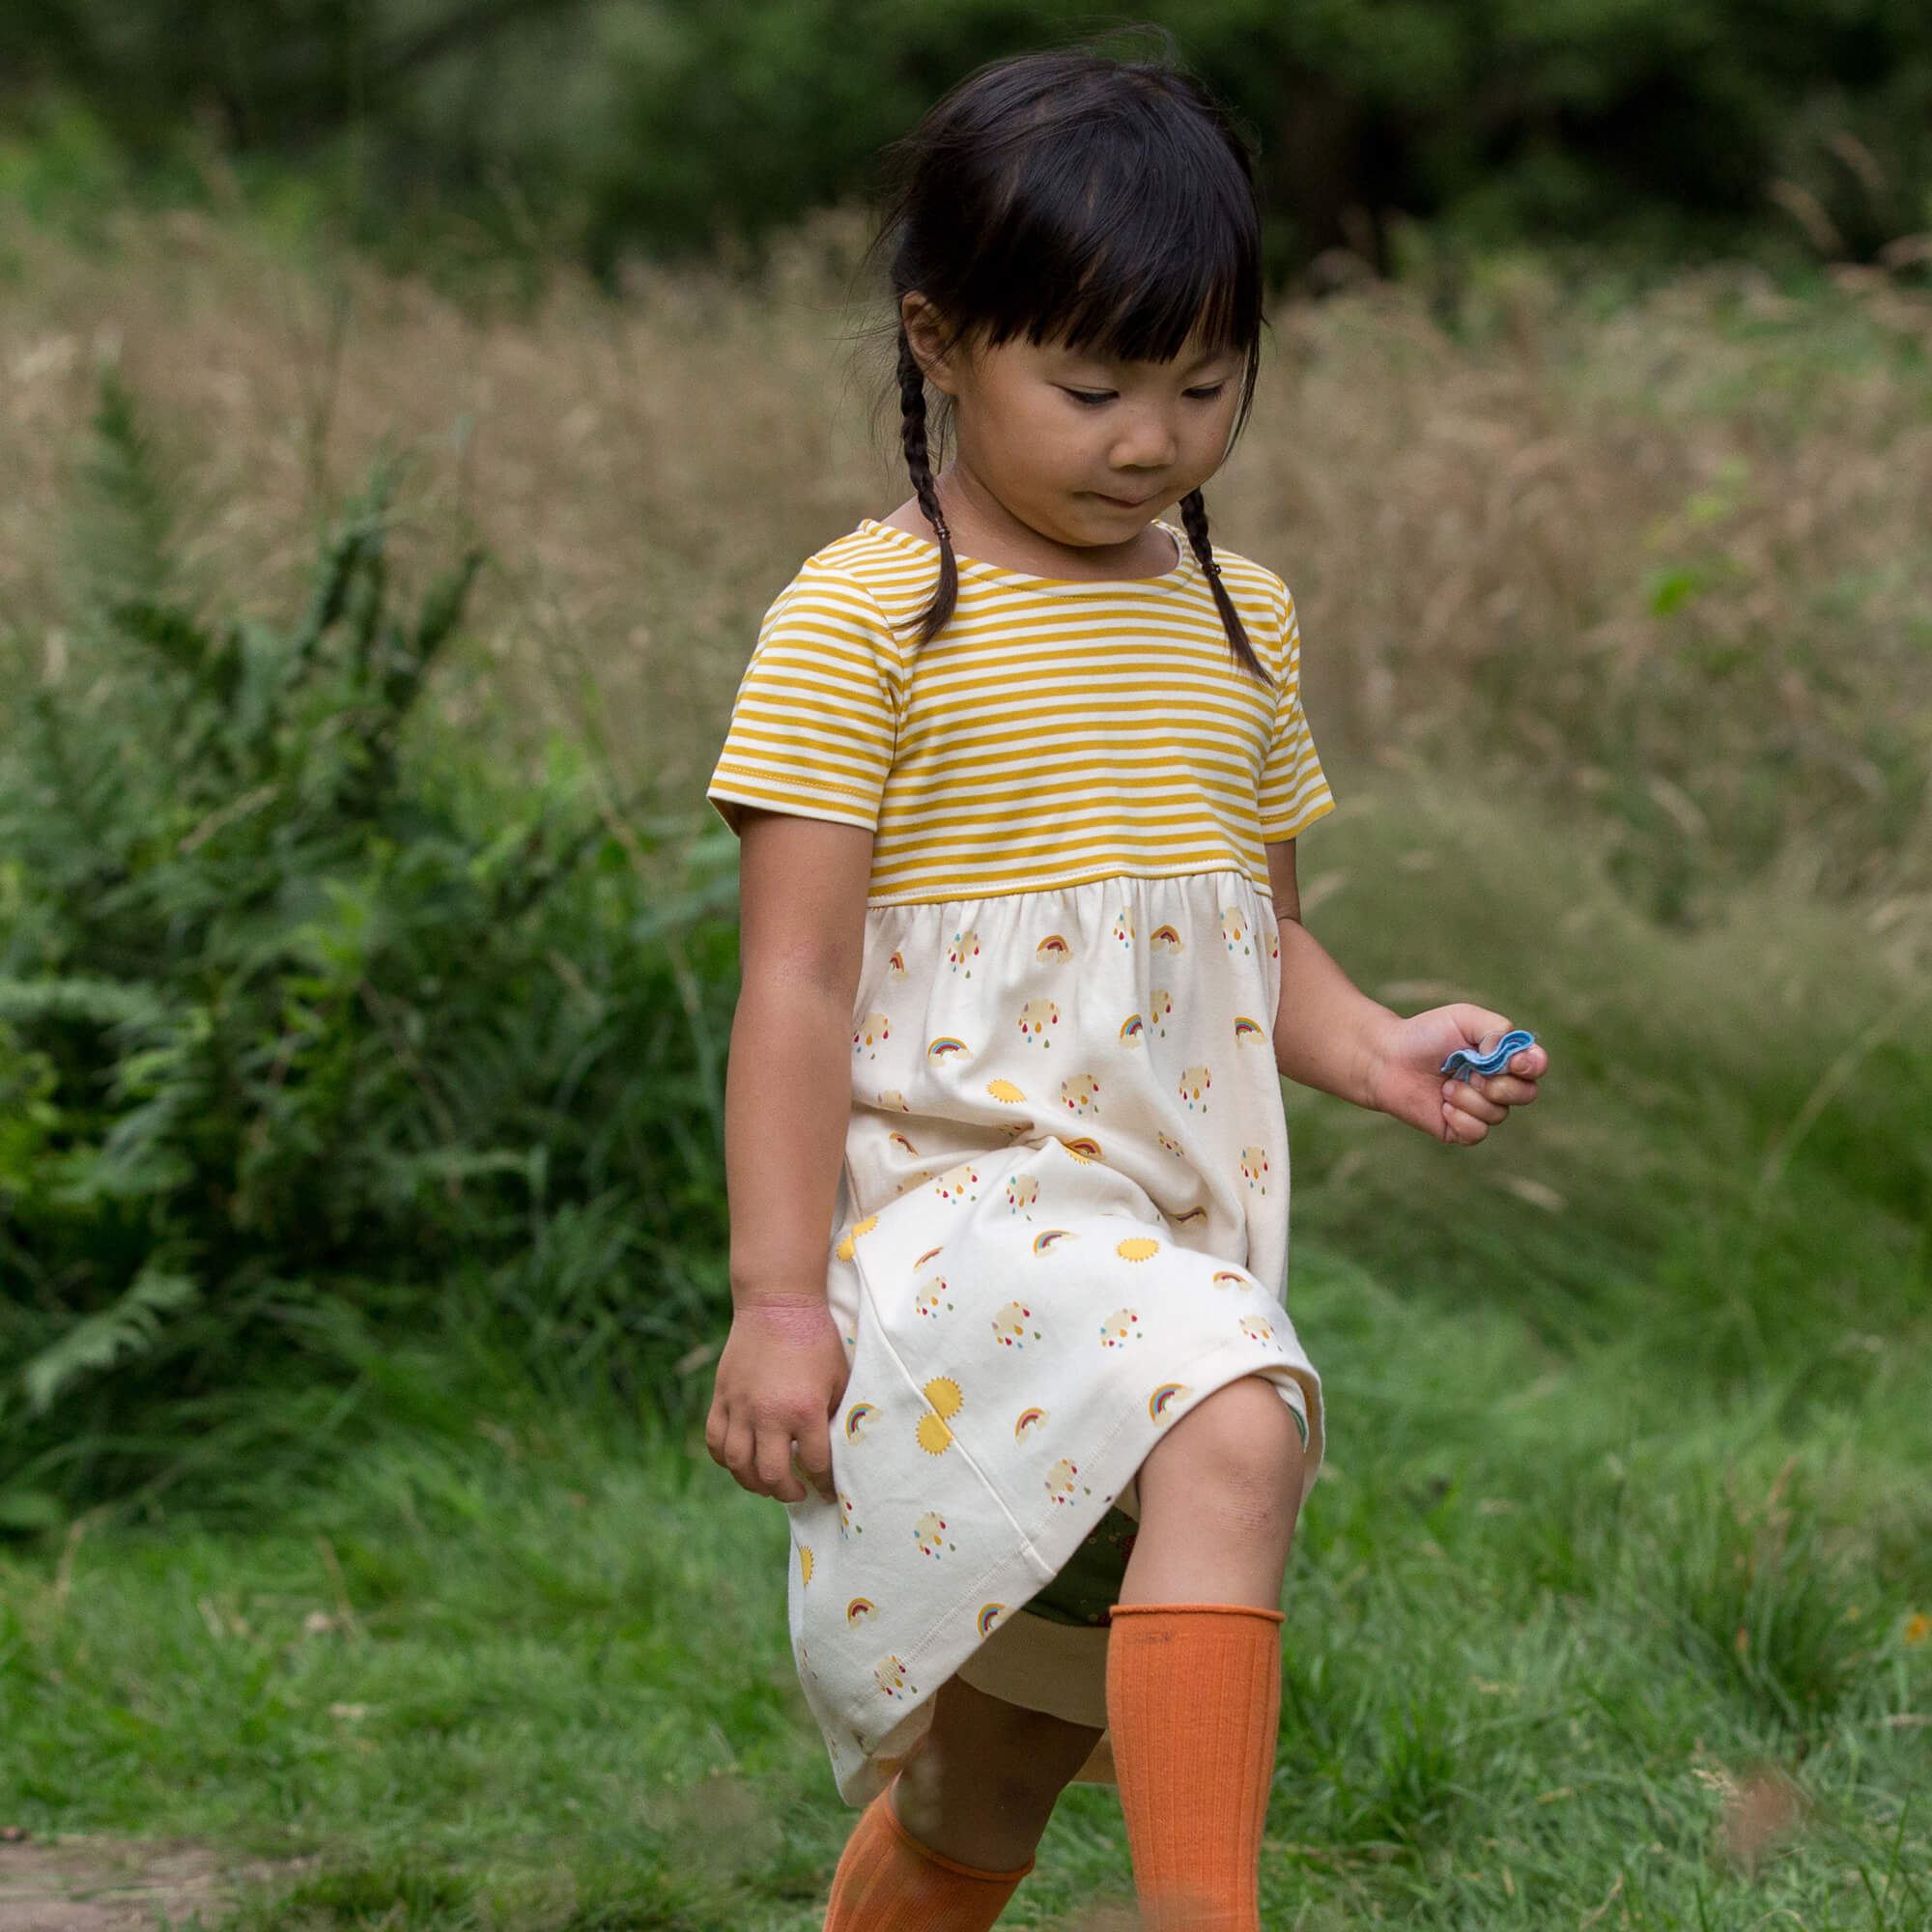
[708,517,1334,1804]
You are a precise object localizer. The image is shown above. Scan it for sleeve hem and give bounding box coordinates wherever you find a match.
[1258,792,1336,843]
[706,784,879,838]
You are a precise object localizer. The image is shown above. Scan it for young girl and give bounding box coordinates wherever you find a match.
[703,46,1547,1931]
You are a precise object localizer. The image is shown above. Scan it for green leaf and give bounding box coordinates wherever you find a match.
[21,1267,201,1414]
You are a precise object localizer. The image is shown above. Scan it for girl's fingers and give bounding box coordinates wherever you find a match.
[1441,1102,1489,1145]
[1480,1072,1539,1107]
[754,1426,804,1501]
[796,1421,838,1503]
[718,1414,756,1486]
[1444,1081,1508,1126]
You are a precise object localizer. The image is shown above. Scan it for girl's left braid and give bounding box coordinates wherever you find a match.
[898,327,959,645]
[1179,488,1269,686]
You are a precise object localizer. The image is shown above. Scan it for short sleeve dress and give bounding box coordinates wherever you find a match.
[707,518,1334,1804]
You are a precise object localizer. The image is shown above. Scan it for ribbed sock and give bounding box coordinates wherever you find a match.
[823,1776,1034,1930]
[1105,1602,1285,1931]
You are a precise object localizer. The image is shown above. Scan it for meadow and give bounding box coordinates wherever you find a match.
[0,207,1928,1927]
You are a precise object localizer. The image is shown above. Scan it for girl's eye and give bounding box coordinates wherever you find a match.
[1185,384,1229,401]
[1061,388,1115,407]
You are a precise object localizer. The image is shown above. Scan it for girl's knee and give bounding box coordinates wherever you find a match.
[1145,1374,1304,1520]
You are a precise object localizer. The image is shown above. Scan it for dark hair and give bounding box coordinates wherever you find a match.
[878,44,1269,682]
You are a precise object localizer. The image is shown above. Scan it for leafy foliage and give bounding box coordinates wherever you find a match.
[0,375,739,1508]
[5,2,1930,274]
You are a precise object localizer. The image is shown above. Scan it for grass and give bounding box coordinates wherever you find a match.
[3,790,1928,1927]
[0,1262,1925,1929]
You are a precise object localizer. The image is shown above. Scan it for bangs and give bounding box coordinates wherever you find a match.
[973,117,1260,365]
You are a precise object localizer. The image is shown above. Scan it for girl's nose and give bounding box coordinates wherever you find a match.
[1109,408,1179,471]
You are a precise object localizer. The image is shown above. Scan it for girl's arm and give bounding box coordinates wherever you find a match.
[724,809,873,1303]
[1265,839,1546,1144]
[705,808,872,1504]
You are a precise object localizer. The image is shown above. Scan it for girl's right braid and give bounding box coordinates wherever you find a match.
[1179,487,1270,686]
[897,327,959,645]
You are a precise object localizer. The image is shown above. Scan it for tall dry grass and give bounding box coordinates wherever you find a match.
[3,207,1928,932]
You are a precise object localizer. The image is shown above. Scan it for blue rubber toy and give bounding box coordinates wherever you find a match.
[1440,1028,1538,1083]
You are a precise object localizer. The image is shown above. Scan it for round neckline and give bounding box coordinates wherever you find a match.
[859,516,1192,590]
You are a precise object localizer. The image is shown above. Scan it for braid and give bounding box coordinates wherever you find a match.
[1179,488,1270,686]
[897,328,958,646]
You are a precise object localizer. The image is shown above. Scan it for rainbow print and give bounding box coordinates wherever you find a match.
[1063,1136,1102,1160]
[888,1131,919,1155]
[1234,1016,1265,1044]
[927,1037,970,1061]
[1212,1269,1248,1288]
[846,1598,877,1626]
[1120,1013,1145,1043]
[843,1404,876,1440]
[887,950,907,978]
[1174,1206,1208,1225]
[1036,934,1070,960]
[1013,1406,1047,1440]
[1151,924,1184,952]
[914,1245,944,1269]
[1033,1230,1075,1254]
[1149,1382,1191,1421]
[978,1603,1008,1637]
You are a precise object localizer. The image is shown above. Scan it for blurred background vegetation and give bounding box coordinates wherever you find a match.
[0,8,1928,1926]
[6,0,1932,278]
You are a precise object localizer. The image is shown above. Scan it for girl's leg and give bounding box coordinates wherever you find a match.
[1107,1374,1305,1931]
[1118,1372,1304,1612]
[823,1673,1103,1930]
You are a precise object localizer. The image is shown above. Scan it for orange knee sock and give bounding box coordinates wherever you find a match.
[1105,1602,1285,1931]
[823,1777,1034,1931]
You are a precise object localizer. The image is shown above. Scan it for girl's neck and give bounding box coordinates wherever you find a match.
[878,468,1181,583]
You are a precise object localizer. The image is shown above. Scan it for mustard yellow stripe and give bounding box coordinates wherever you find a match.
[872,813,1268,859]
[898,670,1275,722]
[896,694,1271,745]
[874,779,1266,831]
[714,734,888,787]
[865,856,1274,905]
[725,700,890,746]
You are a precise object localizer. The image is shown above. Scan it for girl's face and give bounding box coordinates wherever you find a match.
[911,303,1247,554]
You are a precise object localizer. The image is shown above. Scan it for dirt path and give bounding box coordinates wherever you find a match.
[0,1839,301,1932]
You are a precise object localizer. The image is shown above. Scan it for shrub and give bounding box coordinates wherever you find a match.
[0,375,740,1512]
[8,2,1932,274]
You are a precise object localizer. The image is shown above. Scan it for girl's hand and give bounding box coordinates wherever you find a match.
[705,1299,852,1504]
[1368,1005,1548,1146]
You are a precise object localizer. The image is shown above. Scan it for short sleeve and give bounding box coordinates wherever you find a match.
[706,566,903,835]
[1256,583,1335,841]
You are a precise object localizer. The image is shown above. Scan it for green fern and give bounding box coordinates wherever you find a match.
[75,366,175,615]
[21,1266,200,1414]
[0,371,738,1505]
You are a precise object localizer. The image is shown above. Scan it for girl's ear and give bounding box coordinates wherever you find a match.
[901,292,961,396]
